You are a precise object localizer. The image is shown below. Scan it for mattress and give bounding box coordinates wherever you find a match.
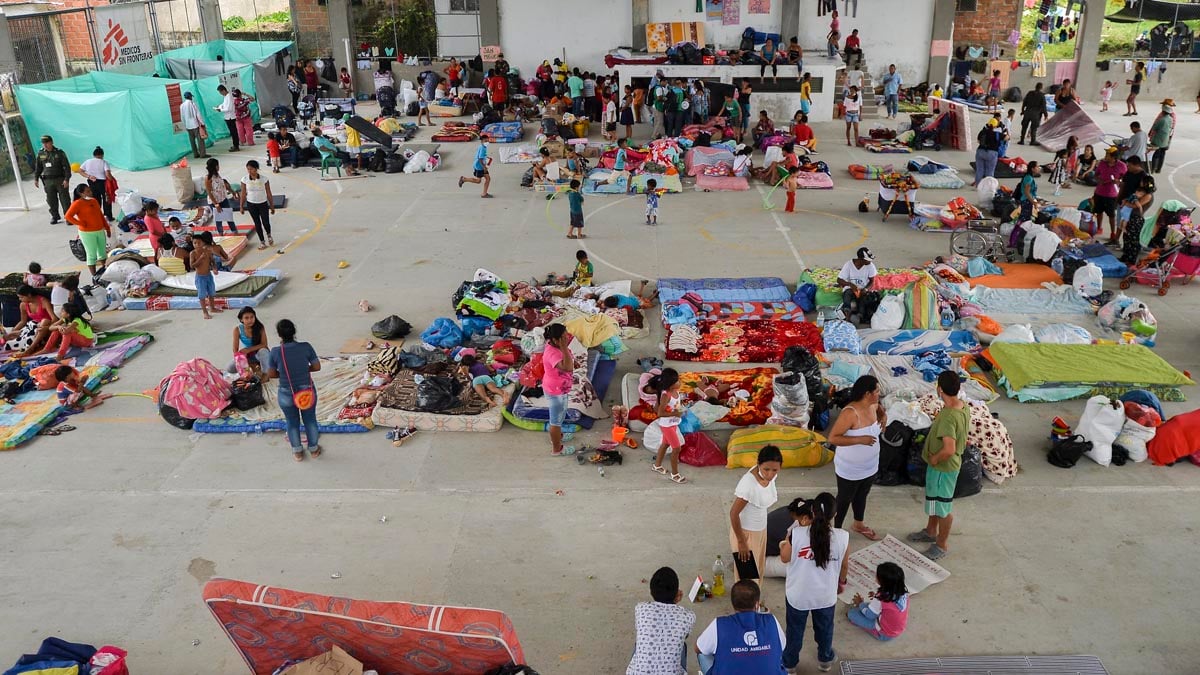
[685,146,735,176]
[0,365,109,449]
[129,234,248,261]
[695,173,750,191]
[665,319,824,363]
[372,400,506,432]
[203,578,524,675]
[800,268,927,308]
[582,169,629,194]
[966,285,1094,322]
[950,96,999,112]
[839,655,1109,674]
[987,342,1194,403]
[498,144,540,163]
[863,140,912,153]
[621,367,779,432]
[857,329,980,356]
[192,417,371,434]
[428,103,464,117]
[795,172,834,189]
[160,271,249,292]
[968,262,1061,289]
[147,273,276,298]
[481,121,524,142]
[658,277,792,304]
[122,269,281,310]
[912,170,966,189]
[631,173,683,194]
[824,354,997,403]
[1085,253,1129,278]
[699,301,807,322]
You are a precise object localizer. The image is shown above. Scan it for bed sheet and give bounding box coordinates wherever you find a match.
[967,285,1093,322]
[197,356,369,428]
[988,342,1193,402]
[582,169,629,194]
[967,263,1061,289]
[824,354,997,403]
[498,144,540,163]
[658,277,792,304]
[0,365,109,449]
[800,268,926,308]
[481,121,524,142]
[857,329,980,355]
[665,319,823,363]
[912,171,966,189]
[795,172,834,189]
[700,301,806,322]
[631,173,683,194]
[622,367,779,431]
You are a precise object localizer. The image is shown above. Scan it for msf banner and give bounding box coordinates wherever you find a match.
[95,3,156,74]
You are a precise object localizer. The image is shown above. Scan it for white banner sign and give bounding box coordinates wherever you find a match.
[95,4,156,74]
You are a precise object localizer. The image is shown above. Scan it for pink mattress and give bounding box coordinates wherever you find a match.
[696,173,750,191]
[796,172,834,189]
[203,578,525,674]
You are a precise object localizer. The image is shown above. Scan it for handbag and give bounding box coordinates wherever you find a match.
[69,237,87,262]
[280,343,316,410]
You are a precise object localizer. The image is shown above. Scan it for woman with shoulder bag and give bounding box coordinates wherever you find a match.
[268,319,322,461]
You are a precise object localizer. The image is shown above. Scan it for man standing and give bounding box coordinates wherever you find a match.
[695,580,786,675]
[651,79,668,139]
[881,64,902,120]
[541,324,575,456]
[1148,99,1174,174]
[566,69,585,117]
[215,85,239,151]
[33,135,70,225]
[907,371,969,561]
[180,91,207,159]
[1018,82,1048,145]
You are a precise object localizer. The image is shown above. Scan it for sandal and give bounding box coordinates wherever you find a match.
[309,446,322,458]
[650,464,668,476]
[854,525,882,541]
[669,472,688,484]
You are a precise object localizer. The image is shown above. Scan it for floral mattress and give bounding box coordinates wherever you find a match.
[665,319,824,363]
[623,367,779,431]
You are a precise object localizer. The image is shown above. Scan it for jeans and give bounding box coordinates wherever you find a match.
[827,43,838,58]
[246,201,273,242]
[227,347,272,374]
[848,605,893,641]
[572,97,585,117]
[884,93,899,117]
[278,387,319,451]
[974,148,998,185]
[284,145,300,168]
[224,119,240,149]
[547,393,569,427]
[1020,115,1041,144]
[782,601,836,668]
[664,111,678,138]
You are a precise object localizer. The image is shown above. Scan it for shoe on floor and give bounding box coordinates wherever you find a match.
[923,544,948,560]
[907,529,937,543]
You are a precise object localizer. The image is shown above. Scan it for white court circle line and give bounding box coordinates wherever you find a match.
[1167,157,1200,209]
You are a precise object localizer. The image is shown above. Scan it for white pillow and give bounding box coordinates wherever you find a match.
[99,258,141,284]
[141,264,168,283]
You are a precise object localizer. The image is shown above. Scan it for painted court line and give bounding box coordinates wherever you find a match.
[755,184,808,271]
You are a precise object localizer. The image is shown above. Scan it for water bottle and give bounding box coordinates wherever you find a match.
[712,556,726,596]
[816,311,825,328]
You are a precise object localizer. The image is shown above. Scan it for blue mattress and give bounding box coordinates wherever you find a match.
[582,170,628,195]
[658,277,792,304]
[510,389,587,425]
[481,121,524,143]
[1085,253,1129,278]
[858,329,980,356]
[191,418,371,433]
[122,269,282,311]
[950,96,997,112]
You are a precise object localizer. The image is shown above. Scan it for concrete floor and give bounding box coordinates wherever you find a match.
[1,102,1199,674]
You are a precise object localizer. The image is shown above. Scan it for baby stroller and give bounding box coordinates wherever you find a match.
[297,94,316,123]
[376,85,398,116]
[272,104,295,130]
[1120,241,1190,296]
[909,111,950,151]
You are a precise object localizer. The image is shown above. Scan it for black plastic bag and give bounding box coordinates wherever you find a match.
[158,386,195,430]
[230,377,266,411]
[1047,434,1091,468]
[954,445,983,498]
[69,238,87,262]
[371,314,412,339]
[907,442,928,487]
[414,375,463,412]
[876,421,915,486]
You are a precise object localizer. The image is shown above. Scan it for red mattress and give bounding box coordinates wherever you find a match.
[203,578,524,674]
[666,319,824,363]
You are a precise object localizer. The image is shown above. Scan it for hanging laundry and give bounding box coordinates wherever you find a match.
[1008,29,1021,46]
[967,46,985,59]
[1032,45,1047,78]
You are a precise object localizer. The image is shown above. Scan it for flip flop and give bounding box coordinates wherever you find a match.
[854,526,882,541]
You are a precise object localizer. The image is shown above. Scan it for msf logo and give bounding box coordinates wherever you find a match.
[101,19,129,66]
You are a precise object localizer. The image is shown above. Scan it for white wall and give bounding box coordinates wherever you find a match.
[497,0,632,77]
[796,0,934,84]
[648,0,784,50]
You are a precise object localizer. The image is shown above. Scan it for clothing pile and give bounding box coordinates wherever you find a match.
[667,324,701,353]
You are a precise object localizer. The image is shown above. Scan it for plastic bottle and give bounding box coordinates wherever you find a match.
[712,556,726,596]
[940,304,955,328]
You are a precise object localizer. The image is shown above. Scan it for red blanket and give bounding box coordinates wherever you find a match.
[631,367,778,427]
[666,319,823,363]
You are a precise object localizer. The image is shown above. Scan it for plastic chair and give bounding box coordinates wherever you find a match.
[320,152,343,177]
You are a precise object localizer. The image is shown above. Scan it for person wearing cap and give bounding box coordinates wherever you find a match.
[837,247,878,324]
[179,91,208,159]
[215,85,239,151]
[232,88,256,148]
[972,117,1002,187]
[1148,99,1175,174]
[33,135,71,225]
[1018,82,1048,145]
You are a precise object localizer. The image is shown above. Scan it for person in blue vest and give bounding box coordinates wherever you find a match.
[694,580,787,674]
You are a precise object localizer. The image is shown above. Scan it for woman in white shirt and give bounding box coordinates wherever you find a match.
[843,84,862,146]
[76,146,115,221]
[827,375,886,541]
[779,493,849,673]
[729,445,783,606]
[239,160,276,250]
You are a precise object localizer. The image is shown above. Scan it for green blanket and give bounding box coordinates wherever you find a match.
[989,343,1194,391]
[151,274,276,298]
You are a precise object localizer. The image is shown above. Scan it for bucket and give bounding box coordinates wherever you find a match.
[611,425,628,443]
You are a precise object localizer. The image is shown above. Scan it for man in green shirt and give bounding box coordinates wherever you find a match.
[567,71,585,117]
[1147,100,1174,174]
[908,370,969,561]
[33,135,71,224]
[651,80,668,139]
[722,92,742,143]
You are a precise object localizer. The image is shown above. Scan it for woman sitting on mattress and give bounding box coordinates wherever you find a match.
[837,247,880,325]
[754,141,800,183]
[531,147,555,183]
[4,285,56,356]
[228,307,271,382]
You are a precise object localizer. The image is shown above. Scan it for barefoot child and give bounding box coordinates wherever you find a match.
[784,165,799,213]
[848,562,909,641]
[266,132,282,173]
[648,368,687,483]
[573,249,594,287]
[645,178,659,225]
[54,365,111,411]
[40,303,95,359]
[190,232,228,319]
[566,179,585,239]
[1100,80,1113,112]
[338,66,352,98]
[459,354,511,408]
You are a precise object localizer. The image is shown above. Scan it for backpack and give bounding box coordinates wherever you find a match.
[1048,434,1092,468]
[740,27,756,52]
[877,420,916,486]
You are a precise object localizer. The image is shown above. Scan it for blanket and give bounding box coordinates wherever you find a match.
[665,319,824,363]
[966,285,1093,322]
[631,173,683,194]
[987,342,1194,402]
[122,269,281,311]
[659,277,792,304]
[498,144,540,163]
[699,301,807,323]
[563,313,621,348]
[911,171,966,189]
[481,121,523,143]
[800,268,927,308]
[917,393,1018,484]
[0,365,109,449]
[857,329,980,356]
[626,367,778,429]
[823,353,997,403]
[967,262,1062,289]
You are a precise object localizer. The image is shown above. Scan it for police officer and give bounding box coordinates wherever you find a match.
[33,135,70,224]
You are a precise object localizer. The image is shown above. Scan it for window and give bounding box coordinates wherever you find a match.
[956,0,977,11]
[449,0,479,12]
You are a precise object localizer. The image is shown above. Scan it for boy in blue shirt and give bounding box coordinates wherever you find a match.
[566,179,585,239]
[645,178,660,225]
[458,136,493,198]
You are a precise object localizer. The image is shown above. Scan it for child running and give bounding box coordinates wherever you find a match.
[458,136,492,198]
[648,368,687,484]
[459,354,511,408]
[566,179,585,239]
[848,562,909,641]
[54,365,111,412]
[645,178,659,225]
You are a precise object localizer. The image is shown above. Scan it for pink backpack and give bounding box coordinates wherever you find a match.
[160,358,232,419]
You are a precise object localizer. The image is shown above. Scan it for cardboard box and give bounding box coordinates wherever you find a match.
[282,646,363,675]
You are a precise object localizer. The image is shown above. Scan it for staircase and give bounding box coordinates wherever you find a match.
[833,54,882,119]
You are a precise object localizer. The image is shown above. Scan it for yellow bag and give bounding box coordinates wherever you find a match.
[726,425,832,469]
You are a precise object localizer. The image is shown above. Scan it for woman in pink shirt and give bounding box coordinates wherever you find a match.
[541,324,575,456]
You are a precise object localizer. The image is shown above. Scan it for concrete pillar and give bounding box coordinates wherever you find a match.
[0,8,17,75]
[779,0,800,44]
[928,0,955,88]
[197,0,224,45]
[1074,0,1104,101]
[327,0,353,78]
[632,0,649,51]
[479,0,500,47]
